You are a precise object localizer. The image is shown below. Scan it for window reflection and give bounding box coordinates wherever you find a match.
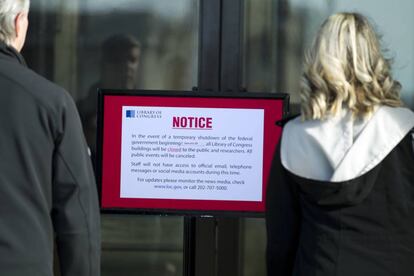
[242,219,266,276]
[102,215,183,276]
[24,1,198,275]
[77,34,142,160]
[77,0,198,94]
[242,0,327,114]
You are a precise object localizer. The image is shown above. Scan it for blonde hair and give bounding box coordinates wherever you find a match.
[301,12,402,120]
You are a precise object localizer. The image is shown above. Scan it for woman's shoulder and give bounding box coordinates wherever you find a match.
[280,106,414,182]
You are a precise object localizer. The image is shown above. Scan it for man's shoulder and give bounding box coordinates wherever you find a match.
[0,60,65,94]
[0,60,70,112]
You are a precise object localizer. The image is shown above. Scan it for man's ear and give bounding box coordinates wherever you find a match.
[12,12,28,51]
[15,12,25,37]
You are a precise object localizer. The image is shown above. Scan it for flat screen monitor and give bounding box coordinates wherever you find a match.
[97,90,289,216]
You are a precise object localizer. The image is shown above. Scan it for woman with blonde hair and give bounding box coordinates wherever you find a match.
[266,12,414,275]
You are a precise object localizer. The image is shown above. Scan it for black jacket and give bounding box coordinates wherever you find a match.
[0,43,100,275]
[266,109,414,276]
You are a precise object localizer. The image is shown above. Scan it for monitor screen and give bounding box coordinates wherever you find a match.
[97,90,288,216]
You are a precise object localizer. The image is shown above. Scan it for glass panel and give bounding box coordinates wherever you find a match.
[242,1,414,275]
[242,0,326,114]
[243,0,414,112]
[241,218,266,276]
[242,0,278,93]
[24,1,199,275]
[102,215,183,276]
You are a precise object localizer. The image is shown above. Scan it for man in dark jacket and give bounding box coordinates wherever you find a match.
[0,1,100,275]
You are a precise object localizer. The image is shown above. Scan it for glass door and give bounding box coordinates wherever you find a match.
[25,1,199,275]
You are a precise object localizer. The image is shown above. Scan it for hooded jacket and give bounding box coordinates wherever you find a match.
[266,106,414,276]
[0,43,100,275]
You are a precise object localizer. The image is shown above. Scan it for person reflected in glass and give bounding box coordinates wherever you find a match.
[77,34,141,162]
[266,12,414,276]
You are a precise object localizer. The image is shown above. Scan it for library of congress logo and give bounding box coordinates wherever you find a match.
[126,109,162,119]
[126,110,135,118]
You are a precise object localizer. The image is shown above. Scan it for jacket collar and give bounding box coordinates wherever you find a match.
[0,41,27,67]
